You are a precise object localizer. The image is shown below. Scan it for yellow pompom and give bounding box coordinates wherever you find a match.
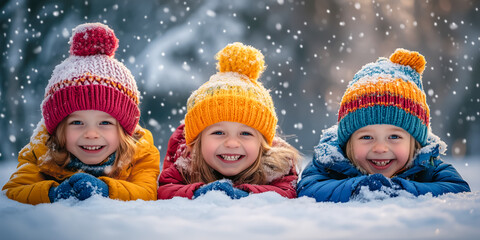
[389,48,426,74]
[215,42,265,81]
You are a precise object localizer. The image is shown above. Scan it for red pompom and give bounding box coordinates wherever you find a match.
[69,23,119,57]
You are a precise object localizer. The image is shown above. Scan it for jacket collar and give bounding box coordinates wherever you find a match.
[66,153,116,177]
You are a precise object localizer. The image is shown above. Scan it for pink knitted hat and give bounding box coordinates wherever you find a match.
[41,22,140,135]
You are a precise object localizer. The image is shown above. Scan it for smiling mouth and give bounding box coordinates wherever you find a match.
[81,145,104,151]
[218,155,244,161]
[370,159,392,167]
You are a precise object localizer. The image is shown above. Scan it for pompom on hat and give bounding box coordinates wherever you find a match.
[337,48,430,147]
[184,42,277,145]
[42,22,140,135]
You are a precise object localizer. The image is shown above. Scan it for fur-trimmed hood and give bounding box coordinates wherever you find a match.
[312,125,447,177]
[167,124,298,183]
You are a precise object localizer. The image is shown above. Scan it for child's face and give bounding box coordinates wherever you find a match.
[65,110,120,165]
[200,121,261,177]
[349,124,413,178]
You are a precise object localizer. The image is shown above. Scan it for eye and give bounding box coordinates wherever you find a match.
[389,134,401,140]
[240,131,253,136]
[69,120,82,125]
[100,121,114,125]
[211,131,224,135]
[360,135,372,140]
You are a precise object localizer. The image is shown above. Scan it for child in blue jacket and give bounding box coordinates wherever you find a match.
[297,48,470,202]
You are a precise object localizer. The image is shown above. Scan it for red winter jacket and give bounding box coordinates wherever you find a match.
[157,124,299,199]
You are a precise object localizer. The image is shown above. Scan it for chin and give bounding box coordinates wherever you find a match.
[79,158,105,165]
[218,170,240,177]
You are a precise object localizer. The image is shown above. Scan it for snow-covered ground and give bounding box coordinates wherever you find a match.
[0,158,479,240]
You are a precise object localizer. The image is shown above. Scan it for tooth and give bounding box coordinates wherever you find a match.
[373,160,390,166]
[84,146,101,150]
[222,155,240,161]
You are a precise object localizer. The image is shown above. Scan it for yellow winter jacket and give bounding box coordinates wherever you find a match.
[2,124,160,205]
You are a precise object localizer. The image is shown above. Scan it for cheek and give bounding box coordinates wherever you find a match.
[201,143,218,169]
[394,144,412,162]
[201,144,214,158]
[245,141,261,159]
[108,138,120,151]
[106,131,120,148]
[65,129,77,148]
[200,138,217,160]
[352,142,368,160]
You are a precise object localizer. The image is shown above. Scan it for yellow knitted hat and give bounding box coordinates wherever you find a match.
[184,42,277,145]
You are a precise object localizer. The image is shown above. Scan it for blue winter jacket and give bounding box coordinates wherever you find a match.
[297,125,471,202]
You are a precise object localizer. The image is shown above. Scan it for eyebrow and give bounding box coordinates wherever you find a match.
[67,113,81,118]
[388,130,409,136]
[385,126,407,133]
[67,112,116,119]
[101,115,116,120]
[353,129,371,135]
[239,128,256,133]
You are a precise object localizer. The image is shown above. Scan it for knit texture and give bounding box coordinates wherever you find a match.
[337,48,430,147]
[41,22,140,135]
[66,153,116,177]
[184,42,277,145]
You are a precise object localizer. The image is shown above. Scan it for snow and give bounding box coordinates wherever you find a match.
[1,1,480,239]
[1,158,479,240]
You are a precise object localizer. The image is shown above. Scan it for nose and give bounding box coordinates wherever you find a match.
[372,141,388,153]
[224,136,240,148]
[83,126,99,139]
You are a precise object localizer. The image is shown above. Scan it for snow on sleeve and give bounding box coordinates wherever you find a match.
[313,125,348,164]
[418,131,447,156]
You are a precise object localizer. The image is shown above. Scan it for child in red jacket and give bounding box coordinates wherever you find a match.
[157,43,300,199]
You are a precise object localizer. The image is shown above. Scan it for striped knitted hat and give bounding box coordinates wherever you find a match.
[41,22,140,136]
[337,48,430,147]
[184,42,277,145]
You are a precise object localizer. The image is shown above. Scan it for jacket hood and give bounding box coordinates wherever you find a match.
[173,132,297,183]
[313,125,447,175]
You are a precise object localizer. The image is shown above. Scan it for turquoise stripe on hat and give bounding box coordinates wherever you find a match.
[338,105,428,147]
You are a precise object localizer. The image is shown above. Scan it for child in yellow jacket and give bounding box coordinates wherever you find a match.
[2,22,160,205]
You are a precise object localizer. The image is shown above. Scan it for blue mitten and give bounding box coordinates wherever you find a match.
[194,180,249,199]
[224,186,249,199]
[68,173,109,200]
[48,180,76,202]
[358,174,392,191]
[353,173,398,197]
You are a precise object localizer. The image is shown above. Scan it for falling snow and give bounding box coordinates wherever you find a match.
[0,0,479,238]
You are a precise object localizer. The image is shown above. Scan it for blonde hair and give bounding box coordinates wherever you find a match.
[345,134,421,175]
[182,130,299,185]
[46,117,139,178]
